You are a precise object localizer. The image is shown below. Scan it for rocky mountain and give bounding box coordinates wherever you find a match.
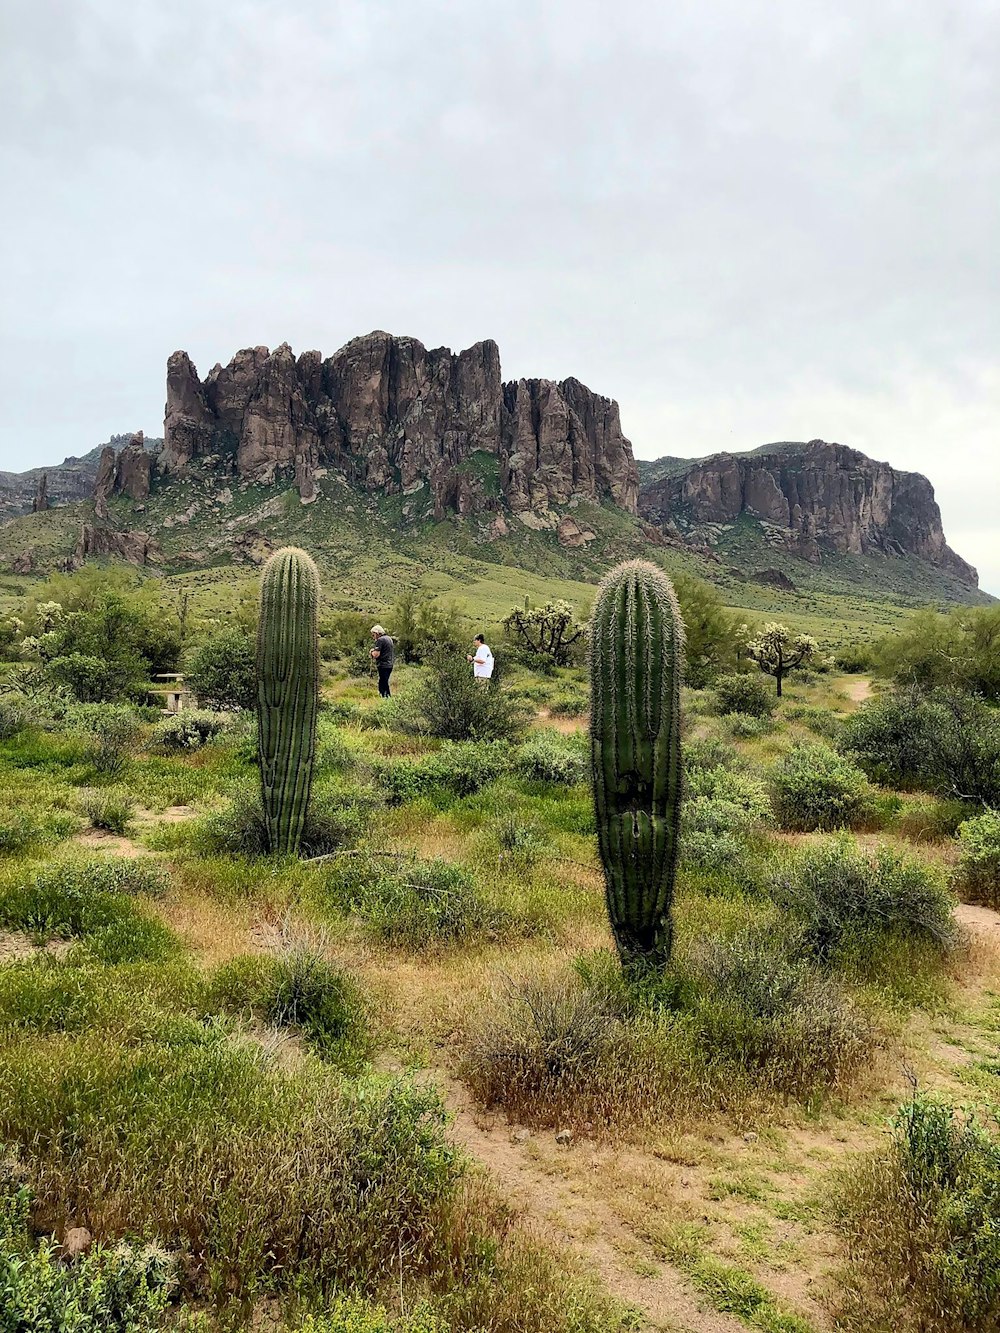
[637,439,977,585]
[0,435,162,523]
[159,332,638,519]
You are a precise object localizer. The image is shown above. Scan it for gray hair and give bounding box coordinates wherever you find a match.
[370,624,387,635]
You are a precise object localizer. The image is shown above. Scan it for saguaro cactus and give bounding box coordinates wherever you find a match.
[256,547,320,855]
[589,559,685,970]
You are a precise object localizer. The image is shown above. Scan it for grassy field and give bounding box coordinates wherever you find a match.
[1,634,998,1331]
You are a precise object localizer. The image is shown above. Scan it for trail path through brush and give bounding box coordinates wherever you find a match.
[433,1070,744,1333]
[843,676,873,703]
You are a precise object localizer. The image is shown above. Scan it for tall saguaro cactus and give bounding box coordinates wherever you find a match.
[257,547,320,855]
[589,559,685,970]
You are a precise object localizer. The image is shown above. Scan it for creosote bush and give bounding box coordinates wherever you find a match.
[410,653,528,743]
[955,808,1000,908]
[770,743,875,831]
[713,673,774,719]
[69,703,143,777]
[771,836,956,966]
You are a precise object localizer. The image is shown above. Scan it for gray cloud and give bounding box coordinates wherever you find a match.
[2,0,997,588]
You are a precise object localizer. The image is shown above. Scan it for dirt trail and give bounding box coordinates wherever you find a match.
[435,1072,744,1333]
[956,901,1000,938]
[843,677,873,704]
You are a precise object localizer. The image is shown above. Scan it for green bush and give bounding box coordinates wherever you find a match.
[80,786,135,835]
[208,950,370,1069]
[841,686,1000,807]
[956,809,1000,908]
[682,767,772,871]
[514,731,588,785]
[713,673,774,719]
[151,709,230,750]
[683,735,744,775]
[0,1168,175,1332]
[771,744,875,831]
[723,713,776,739]
[835,1096,1000,1331]
[771,836,956,965]
[320,854,505,946]
[200,786,371,858]
[682,929,874,1095]
[383,742,509,805]
[296,1296,446,1333]
[184,627,256,711]
[67,703,143,778]
[0,698,28,740]
[410,654,527,743]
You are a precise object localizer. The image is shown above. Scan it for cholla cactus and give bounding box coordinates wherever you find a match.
[256,547,320,855]
[746,622,817,696]
[589,559,684,970]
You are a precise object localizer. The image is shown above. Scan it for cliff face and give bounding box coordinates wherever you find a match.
[0,435,161,523]
[638,439,977,584]
[161,333,639,516]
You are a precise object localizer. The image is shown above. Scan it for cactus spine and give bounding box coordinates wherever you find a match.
[589,559,684,970]
[256,547,320,855]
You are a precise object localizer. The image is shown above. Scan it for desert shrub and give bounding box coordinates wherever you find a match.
[514,731,588,785]
[723,713,776,739]
[389,591,465,664]
[320,854,505,946]
[670,571,744,687]
[0,1167,175,1332]
[0,698,28,740]
[0,1037,461,1307]
[410,654,527,742]
[841,685,1000,806]
[683,735,743,775]
[682,929,874,1096]
[208,950,370,1069]
[0,808,78,854]
[382,742,509,805]
[771,837,956,965]
[835,645,876,673]
[483,813,550,871]
[682,768,772,872]
[151,709,230,751]
[956,809,1000,908]
[784,703,843,741]
[875,603,1000,702]
[770,744,875,831]
[200,787,371,858]
[80,786,136,835]
[296,1297,446,1333]
[714,673,773,719]
[184,627,256,711]
[835,1096,1000,1332]
[67,703,143,778]
[548,690,588,718]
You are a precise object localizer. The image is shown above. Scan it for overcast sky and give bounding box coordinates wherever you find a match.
[2,0,997,589]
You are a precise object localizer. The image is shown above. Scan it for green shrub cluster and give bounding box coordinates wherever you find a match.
[514,731,588,785]
[0,808,78,855]
[409,655,527,742]
[0,1166,175,1332]
[841,686,1000,806]
[383,742,509,805]
[67,703,143,778]
[770,744,875,831]
[295,1297,446,1333]
[836,1096,1000,1331]
[318,853,505,946]
[771,836,956,966]
[151,709,230,751]
[682,766,772,871]
[956,809,1000,908]
[79,786,135,834]
[713,673,774,719]
[200,786,372,858]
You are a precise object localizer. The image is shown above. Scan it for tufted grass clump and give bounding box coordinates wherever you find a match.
[80,785,136,835]
[771,743,876,831]
[317,853,507,947]
[834,1096,1000,1332]
[207,948,371,1069]
[199,785,373,858]
[0,807,79,854]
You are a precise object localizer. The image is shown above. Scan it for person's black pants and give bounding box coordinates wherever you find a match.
[377,666,392,698]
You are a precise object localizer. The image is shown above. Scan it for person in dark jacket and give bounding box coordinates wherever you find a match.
[369,624,394,698]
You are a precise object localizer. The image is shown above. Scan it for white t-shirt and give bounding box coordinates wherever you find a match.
[473,644,494,678]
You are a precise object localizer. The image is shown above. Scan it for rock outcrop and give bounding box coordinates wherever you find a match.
[93,432,153,515]
[32,474,49,513]
[0,435,162,525]
[160,333,639,516]
[638,440,977,585]
[74,523,161,567]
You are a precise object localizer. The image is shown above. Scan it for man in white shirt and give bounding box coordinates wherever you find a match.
[467,634,494,683]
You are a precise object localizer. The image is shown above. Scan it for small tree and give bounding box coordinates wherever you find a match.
[503,600,586,667]
[186,628,257,711]
[747,623,817,697]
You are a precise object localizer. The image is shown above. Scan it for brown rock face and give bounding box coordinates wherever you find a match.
[75,523,161,567]
[115,432,152,500]
[32,474,49,513]
[160,333,638,515]
[638,440,977,584]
